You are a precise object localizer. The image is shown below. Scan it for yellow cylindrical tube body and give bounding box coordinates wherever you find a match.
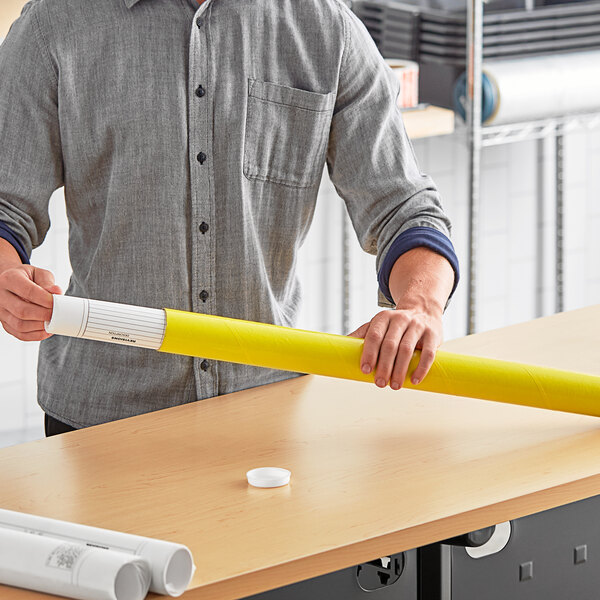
[159,309,600,417]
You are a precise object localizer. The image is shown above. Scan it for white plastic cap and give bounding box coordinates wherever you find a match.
[45,294,87,336]
[246,467,291,488]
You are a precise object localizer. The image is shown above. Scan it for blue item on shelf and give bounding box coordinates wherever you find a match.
[452,71,498,123]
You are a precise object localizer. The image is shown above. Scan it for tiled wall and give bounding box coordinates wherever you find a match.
[3,126,600,445]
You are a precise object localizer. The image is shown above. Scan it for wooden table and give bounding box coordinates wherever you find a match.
[1,306,599,599]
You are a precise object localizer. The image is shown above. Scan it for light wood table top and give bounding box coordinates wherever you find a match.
[1,306,600,599]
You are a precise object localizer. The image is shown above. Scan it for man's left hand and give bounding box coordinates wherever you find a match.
[347,246,454,390]
[348,305,443,389]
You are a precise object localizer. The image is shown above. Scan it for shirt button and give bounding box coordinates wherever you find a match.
[199,222,209,234]
[196,17,204,28]
[195,85,205,98]
[197,152,207,164]
[200,359,210,371]
[199,290,209,302]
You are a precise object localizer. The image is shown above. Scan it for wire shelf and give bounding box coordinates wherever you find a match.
[480,111,600,147]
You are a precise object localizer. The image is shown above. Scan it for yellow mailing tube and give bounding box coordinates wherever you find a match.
[46,296,600,417]
[160,309,600,418]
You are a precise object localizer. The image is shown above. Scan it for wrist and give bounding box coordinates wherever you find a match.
[392,288,445,316]
[389,247,454,313]
[0,239,23,275]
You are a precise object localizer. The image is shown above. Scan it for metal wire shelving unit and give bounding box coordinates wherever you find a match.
[341,0,600,336]
[464,0,600,334]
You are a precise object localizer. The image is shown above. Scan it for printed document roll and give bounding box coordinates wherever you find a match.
[0,509,195,597]
[45,295,600,417]
[0,528,150,600]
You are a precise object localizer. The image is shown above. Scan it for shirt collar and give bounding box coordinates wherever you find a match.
[123,0,206,7]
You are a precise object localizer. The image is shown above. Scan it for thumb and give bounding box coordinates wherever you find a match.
[347,322,369,339]
[32,267,62,295]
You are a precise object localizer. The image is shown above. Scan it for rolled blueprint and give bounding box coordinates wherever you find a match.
[0,508,195,597]
[454,50,600,125]
[46,295,600,417]
[0,527,150,600]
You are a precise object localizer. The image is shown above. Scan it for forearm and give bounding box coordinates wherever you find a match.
[388,247,454,315]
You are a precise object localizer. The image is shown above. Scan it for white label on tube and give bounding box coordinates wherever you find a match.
[46,295,166,350]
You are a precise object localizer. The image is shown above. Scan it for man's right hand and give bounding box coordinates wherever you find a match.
[0,239,62,341]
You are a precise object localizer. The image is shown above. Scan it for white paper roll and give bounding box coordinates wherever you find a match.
[385,58,419,109]
[485,51,600,125]
[45,295,166,350]
[0,528,150,600]
[0,509,195,597]
[455,50,600,125]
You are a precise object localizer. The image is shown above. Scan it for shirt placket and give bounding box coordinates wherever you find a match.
[188,0,218,399]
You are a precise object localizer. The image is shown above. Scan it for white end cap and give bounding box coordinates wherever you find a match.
[44,294,86,337]
[246,467,291,488]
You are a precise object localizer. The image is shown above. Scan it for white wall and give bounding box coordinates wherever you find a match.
[2,126,600,445]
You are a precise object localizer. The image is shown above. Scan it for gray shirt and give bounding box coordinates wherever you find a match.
[0,0,452,428]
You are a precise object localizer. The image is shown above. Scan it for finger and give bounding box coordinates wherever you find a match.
[410,330,439,385]
[361,313,392,381]
[0,289,54,323]
[389,322,426,390]
[3,268,54,309]
[373,318,411,388]
[2,321,52,342]
[44,283,62,295]
[33,268,62,295]
[348,322,369,339]
[0,308,49,334]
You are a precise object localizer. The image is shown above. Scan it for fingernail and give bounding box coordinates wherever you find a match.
[375,378,385,387]
[411,376,420,385]
[391,381,400,390]
[361,363,372,374]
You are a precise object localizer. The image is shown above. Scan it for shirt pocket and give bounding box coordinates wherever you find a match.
[243,79,335,189]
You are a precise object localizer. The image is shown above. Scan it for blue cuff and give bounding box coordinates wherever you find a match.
[377,226,460,305]
[0,222,30,264]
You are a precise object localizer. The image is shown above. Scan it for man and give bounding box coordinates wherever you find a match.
[0,0,458,436]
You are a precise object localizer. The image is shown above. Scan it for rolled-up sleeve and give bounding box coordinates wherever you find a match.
[0,3,63,260]
[326,5,457,307]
